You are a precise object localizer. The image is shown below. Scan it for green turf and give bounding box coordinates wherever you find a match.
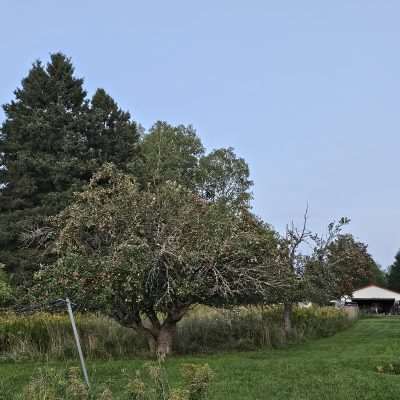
[1,318,400,399]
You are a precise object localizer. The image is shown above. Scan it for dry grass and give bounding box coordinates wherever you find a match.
[0,306,351,360]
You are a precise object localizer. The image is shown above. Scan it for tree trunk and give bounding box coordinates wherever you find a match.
[156,324,176,359]
[283,303,293,335]
[144,323,176,359]
[146,333,157,354]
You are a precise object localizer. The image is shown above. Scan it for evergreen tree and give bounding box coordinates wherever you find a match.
[387,251,400,292]
[87,88,140,171]
[0,53,139,283]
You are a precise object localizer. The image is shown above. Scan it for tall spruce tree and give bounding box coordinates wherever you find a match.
[87,88,140,170]
[0,53,139,284]
[387,251,400,292]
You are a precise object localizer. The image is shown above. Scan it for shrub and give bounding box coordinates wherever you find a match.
[181,363,214,400]
[20,367,90,400]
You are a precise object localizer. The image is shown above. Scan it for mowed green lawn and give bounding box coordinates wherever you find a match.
[1,318,400,399]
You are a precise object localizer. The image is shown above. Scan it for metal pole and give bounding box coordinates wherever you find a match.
[66,298,90,388]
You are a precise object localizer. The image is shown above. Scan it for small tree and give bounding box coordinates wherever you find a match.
[277,217,380,334]
[32,165,283,357]
[272,211,350,334]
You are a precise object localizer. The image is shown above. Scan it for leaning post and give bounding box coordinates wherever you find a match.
[66,297,90,388]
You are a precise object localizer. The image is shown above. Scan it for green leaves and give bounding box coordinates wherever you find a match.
[197,147,252,206]
[138,121,204,189]
[327,234,383,297]
[33,165,280,340]
[137,123,252,208]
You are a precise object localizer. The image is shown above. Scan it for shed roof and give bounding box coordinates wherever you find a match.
[352,285,400,301]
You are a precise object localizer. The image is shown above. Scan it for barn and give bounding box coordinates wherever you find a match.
[350,285,400,314]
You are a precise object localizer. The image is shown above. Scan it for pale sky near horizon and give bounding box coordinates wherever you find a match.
[1,1,399,268]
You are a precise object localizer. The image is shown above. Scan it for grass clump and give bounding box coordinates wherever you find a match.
[20,367,89,400]
[18,363,214,400]
[376,361,400,375]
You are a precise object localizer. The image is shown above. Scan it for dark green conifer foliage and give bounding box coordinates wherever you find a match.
[0,53,139,283]
[87,88,140,170]
[387,251,400,293]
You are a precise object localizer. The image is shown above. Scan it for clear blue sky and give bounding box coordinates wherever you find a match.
[1,1,399,268]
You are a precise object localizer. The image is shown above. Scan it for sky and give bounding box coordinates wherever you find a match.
[1,1,399,268]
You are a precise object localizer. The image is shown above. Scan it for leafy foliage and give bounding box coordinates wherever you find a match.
[138,122,252,207]
[266,215,350,306]
[326,234,385,296]
[138,122,204,190]
[268,218,383,309]
[0,54,253,290]
[197,147,252,206]
[32,164,281,355]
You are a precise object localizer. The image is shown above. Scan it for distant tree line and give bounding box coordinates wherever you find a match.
[0,53,394,356]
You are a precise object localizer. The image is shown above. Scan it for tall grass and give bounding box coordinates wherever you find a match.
[0,313,147,361]
[175,306,352,353]
[0,306,352,361]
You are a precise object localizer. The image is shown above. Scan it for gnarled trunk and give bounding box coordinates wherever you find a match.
[144,323,177,358]
[156,324,176,358]
[283,302,293,335]
[136,306,188,358]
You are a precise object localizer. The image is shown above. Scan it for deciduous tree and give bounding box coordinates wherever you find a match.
[32,165,283,357]
[138,122,253,208]
[326,234,383,297]
[197,147,252,206]
[138,121,204,190]
[271,212,350,334]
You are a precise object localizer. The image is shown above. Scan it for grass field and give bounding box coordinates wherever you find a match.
[1,317,400,399]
